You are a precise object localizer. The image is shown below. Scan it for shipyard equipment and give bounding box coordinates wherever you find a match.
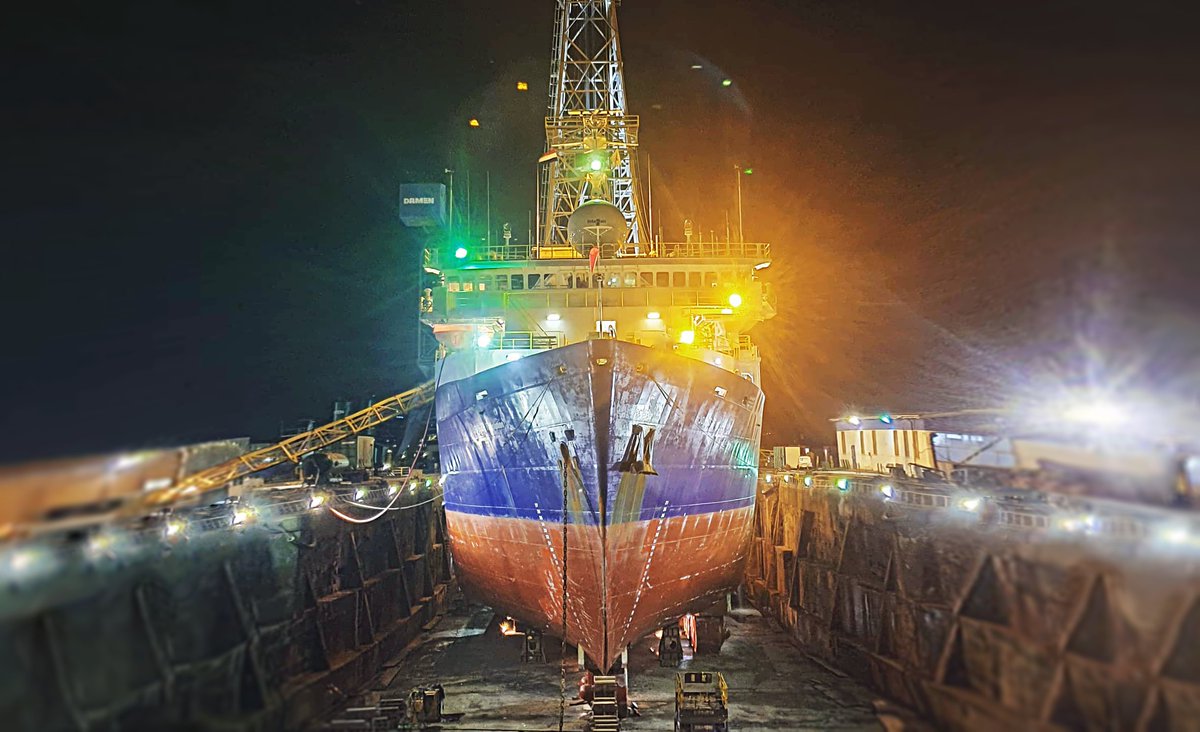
[674,671,729,732]
[130,380,435,510]
[590,675,621,732]
[659,622,684,666]
[405,685,445,725]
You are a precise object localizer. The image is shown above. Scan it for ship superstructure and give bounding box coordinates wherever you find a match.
[422,0,776,671]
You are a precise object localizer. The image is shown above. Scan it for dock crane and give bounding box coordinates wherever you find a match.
[131,380,436,512]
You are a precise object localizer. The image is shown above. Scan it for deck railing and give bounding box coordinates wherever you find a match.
[489,331,562,350]
[428,240,770,268]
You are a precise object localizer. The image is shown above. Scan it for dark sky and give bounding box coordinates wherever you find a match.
[3,0,1198,461]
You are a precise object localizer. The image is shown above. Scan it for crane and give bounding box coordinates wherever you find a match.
[132,380,437,511]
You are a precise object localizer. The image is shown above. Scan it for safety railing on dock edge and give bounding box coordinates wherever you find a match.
[0,478,443,581]
[757,468,1200,555]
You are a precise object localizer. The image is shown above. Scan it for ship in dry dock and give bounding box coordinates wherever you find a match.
[418,0,776,671]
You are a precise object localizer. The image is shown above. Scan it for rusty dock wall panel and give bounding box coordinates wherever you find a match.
[0,498,453,731]
[746,475,1200,731]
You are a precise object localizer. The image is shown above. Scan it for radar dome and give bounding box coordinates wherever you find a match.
[567,199,629,249]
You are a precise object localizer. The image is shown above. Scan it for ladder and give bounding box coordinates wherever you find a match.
[132,380,436,510]
[591,674,620,732]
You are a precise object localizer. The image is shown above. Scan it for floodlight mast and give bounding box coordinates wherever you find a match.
[540,0,645,249]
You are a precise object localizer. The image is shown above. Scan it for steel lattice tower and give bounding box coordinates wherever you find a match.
[540,0,644,248]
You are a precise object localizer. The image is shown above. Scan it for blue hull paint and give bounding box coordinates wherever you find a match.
[436,339,762,525]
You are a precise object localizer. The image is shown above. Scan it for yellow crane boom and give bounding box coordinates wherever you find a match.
[138,380,437,509]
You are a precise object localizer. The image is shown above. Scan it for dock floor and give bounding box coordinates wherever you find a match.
[320,598,888,731]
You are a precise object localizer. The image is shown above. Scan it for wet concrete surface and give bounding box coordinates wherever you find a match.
[320,600,887,731]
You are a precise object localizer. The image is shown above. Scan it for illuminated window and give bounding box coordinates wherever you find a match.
[624,272,637,287]
[447,276,461,293]
[462,282,474,292]
[478,275,492,291]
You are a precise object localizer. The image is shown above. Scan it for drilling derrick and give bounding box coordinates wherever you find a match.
[540,0,644,248]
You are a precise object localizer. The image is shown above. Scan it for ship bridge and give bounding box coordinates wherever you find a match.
[422,236,776,386]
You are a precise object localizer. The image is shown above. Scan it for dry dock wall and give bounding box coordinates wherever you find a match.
[746,474,1200,731]
[0,496,452,731]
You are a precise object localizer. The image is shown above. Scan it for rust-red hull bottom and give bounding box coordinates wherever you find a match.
[447,506,754,669]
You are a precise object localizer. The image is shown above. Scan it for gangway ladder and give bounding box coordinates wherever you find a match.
[130,379,437,511]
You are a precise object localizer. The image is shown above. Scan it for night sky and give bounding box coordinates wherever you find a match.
[3,1,1198,462]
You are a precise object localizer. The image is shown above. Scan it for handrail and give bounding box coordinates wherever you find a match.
[490,331,562,350]
[428,240,770,268]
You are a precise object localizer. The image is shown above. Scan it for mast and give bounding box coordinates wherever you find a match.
[540,0,643,248]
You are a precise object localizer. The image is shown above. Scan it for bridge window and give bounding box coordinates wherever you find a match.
[656,272,669,287]
[447,275,461,292]
[687,272,700,288]
[673,272,686,287]
[624,272,637,287]
[705,272,718,288]
[478,275,491,291]
[510,274,524,290]
[496,275,509,290]
[638,271,654,287]
[527,273,542,289]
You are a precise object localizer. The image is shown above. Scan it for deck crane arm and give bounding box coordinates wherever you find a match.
[138,380,437,509]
